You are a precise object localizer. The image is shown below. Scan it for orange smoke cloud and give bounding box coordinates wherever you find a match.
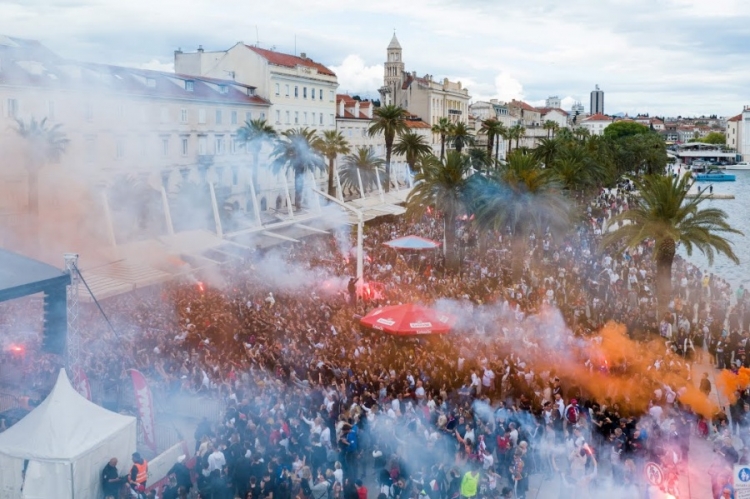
[717,367,750,404]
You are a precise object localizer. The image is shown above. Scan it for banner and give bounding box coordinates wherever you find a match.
[72,366,92,401]
[129,369,157,452]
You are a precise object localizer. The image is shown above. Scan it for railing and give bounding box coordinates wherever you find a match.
[0,392,20,413]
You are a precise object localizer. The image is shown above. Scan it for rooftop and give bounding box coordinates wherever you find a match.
[0,249,70,302]
[583,113,612,122]
[246,45,336,77]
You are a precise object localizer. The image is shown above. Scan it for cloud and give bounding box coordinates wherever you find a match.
[463,72,525,104]
[330,55,383,97]
[135,59,175,72]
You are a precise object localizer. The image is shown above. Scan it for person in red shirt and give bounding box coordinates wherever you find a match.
[355,479,367,499]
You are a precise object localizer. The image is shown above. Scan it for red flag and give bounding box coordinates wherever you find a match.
[129,369,157,452]
[72,366,92,401]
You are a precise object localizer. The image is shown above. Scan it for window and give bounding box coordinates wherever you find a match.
[231,110,238,125]
[245,111,252,122]
[160,107,169,123]
[198,135,207,155]
[219,85,228,94]
[85,102,93,121]
[320,89,324,100]
[329,113,334,125]
[215,135,225,155]
[116,138,125,159]
[319,113,323,125]
[303,112,308,124]
[285,84,290,96]
[276,110,281,124]
[294,86,299,98]
[48,100,55,120]
[260,112,265,120]
[303,87,307,99]
[286,111,290,124]
[312,112,316,124]
[294,111,299,124]
[215,110,222,125]
[329,90,334,101]
[161,136,169,157]
[311,89,315,100]
[231,136,239,154]
[275,83,280,95]
[181,136,189,156]
[180,108,188,123]
[185,80,194,92]
[198,109,206,124]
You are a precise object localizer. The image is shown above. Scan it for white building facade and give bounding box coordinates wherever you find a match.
[580,113,613,136]
[175,43,339,133]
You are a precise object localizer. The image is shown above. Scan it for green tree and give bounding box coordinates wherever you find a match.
[507,124,525,152]
[449,121,475,154]
[480,118,507,163]
[533,138,561,167]
[393,131,433,173]
[14,117,69,217]
[700,132,726,145]
[340,147,385,196]
[237,118,277,194]
[270,128,325,210]
[313,130,350,197]
[406,151,473,271]
[543,120,560,138]
[431,117,454,161]
[602,174,741,312]
[603,121,650,140]
[368,104,408,192]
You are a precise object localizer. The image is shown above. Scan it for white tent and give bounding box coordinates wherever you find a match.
[0,369,137,499]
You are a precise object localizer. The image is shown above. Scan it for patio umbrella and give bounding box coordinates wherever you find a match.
[359,303,456,336]
[384,235,441,250]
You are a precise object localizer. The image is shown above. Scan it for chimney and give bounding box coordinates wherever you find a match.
[300,52,306,59]
[354,100,360,117]
[338,98,345,118]
[197,45,204,53]
[174,47,183,56]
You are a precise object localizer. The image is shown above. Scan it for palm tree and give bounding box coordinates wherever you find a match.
[543,120,556,139]
[270,128,325,210]
[431,117,454,161]
[313,130,350,197]
[449,121,474,154]
[602,174,741,312]
[406,152,473,271]
[368,105,408,193]
[480,118,507,164]
[393,131,433,173]
[237,118,277,193]
[507,124,525,153]
[340,147,385,196]
[473,150,570,277]
[14,117,69,217]
[533,138,561,168]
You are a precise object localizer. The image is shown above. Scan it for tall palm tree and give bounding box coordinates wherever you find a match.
[14,117,69,217]
[480,118,507,163]
[313,130,350,197]
[431,117,454,161]
[473,150,570,277]
[602,174,741,312]
[237,118,277,193]
[340,147,385,196]
[368,105,408,193]
[270,128,325,210]
[507,124,525,153]
[543,120,555,139]
[393,131,433,173]
[449,121,474,154]
[406,152,473,271]
[533,138,561,168]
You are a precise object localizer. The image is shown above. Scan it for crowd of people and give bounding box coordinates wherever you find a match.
[0,184,747,499]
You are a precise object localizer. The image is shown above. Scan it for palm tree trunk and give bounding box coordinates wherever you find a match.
[294,168,304,210]
[384,144,392,193]
[656,239,676,314]
[252,151,260,195]
[495,139,500,163]
[487,134,494,159]
[440,135,445,161]
[445,212,459,271]
[327,157,336,197]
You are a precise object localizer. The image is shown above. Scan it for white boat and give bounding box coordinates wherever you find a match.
[725,162,750,170]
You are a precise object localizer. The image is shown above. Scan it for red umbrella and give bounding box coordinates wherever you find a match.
[359,303,456,336]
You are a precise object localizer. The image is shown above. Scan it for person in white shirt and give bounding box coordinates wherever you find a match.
[207,446,226,473]
[482,368,495,393]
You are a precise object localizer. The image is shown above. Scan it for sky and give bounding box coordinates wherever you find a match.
[2,0,750,117]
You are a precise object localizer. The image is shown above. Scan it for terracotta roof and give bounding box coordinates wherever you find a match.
[0,37,270,106]
[405,119,430,129]
[537,107,569,116]
[246,46,336,77]
[509,100,539,112]
[337,93,356,103]
[583,113,612,122]
[339,110,370,120]
[651,119,664,124]
[728,113,742,122]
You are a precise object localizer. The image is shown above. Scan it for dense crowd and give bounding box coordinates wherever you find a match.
[0,184,747,498]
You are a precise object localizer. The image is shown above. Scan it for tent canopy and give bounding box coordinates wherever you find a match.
[359,303,456,336]
[0,370,135,461]
[384,235,440,250]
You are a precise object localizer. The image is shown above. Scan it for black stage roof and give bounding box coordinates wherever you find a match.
[0,249,70,302]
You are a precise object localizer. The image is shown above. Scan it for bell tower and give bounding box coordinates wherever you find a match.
[383,33,404,106]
